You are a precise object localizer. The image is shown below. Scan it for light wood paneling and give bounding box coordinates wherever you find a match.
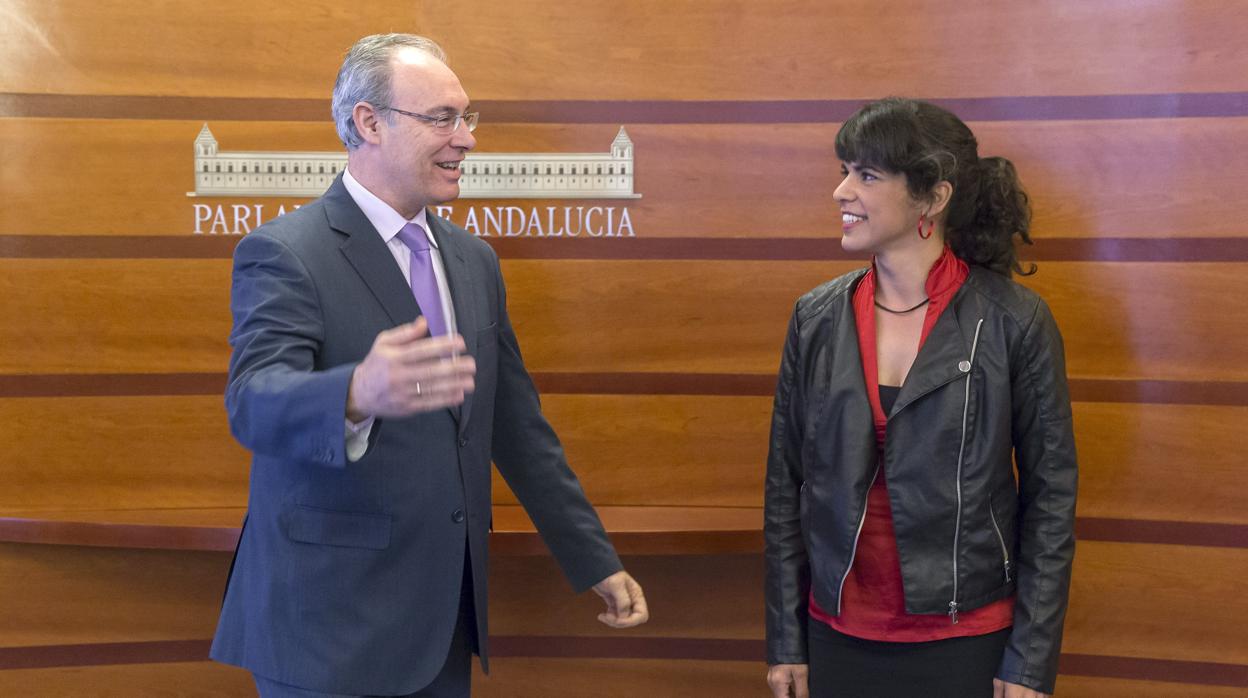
[0,661,256,697]
[4,1,1246,100]
[1064,542,1248,666]
[494,395,769,508]
[473,657,762,697]
[4,259,1247,381]
[0,396,248,511]
[1057,676,1248,698]
[1074,403,1248,525]
[3,660,1237,698]
[6,393,1245,525]
[505,260,1248,381]
[5,119,1248,240]
[488,554,762,640]
[0,544,229,647]
[0,260,233,374]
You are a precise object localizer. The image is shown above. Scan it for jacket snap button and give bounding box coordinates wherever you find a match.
[958,360,971,373]
[451,509,465,523]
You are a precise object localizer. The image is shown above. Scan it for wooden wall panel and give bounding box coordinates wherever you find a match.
[474,657,761,697]
[0,544,228,647]
[496,395,770,508]
[0,662,255,697]
[1064,542,1248,665]
[4,259,1246,381]
[505,260,1248,381]
[2,392,1242,526]
[0,396,248,511]
[1074,404,1248,524]
[6,662,1237,698]
[5,2,1245,100]
[5,118,1248,239]
[0,260,232,374]
[488,554,762,640]
[0,1,418,99]
[1057,677,1248,698]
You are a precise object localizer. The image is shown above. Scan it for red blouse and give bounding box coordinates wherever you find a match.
[808,248,1015,641]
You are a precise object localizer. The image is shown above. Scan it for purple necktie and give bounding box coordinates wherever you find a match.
[395,222,448,337]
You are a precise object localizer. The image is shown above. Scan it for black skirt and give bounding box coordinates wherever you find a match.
[807,618,1011,698]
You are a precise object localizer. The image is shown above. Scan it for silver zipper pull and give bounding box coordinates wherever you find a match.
[948,601,960,624]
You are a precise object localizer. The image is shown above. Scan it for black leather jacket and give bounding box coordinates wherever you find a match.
[765,266,1078,694]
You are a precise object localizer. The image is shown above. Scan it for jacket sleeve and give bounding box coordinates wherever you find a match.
[486,252,623,593]
[765,306,811,665]
[225,231,356,468]
[998,298,1079,694]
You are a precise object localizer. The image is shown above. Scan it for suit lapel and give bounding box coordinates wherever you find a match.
[894,287,973,415]
[427,213,477,431]
[326,177,421,326]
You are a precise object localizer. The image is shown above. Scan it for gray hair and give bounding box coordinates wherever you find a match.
[332,34,448,150]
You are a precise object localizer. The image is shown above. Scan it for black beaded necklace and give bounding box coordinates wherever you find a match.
[874,297,930,314]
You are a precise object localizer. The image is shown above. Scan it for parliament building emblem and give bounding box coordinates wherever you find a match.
[190,125,640,237]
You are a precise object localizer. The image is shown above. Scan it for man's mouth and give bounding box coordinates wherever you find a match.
[436,161,462,171]
[842,213,866,224]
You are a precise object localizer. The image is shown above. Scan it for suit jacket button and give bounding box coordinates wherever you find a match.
[459,437,469,447]
[452,509,466,523]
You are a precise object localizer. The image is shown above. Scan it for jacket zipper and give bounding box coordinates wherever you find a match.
[837,463,879,615]
[949,318,985,624]
[989,498,1012,584]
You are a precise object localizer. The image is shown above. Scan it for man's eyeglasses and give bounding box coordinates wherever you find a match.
[379,106,479,133]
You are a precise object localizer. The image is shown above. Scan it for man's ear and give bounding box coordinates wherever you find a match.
[352,102,384,145]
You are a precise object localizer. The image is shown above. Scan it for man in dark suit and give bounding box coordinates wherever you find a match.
[210,33,648,697]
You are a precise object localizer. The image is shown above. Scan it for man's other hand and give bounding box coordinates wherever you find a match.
[591,571,649,628]
[347,317,476,420]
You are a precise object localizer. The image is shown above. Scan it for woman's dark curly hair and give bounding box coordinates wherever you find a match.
[835,97,1035,277]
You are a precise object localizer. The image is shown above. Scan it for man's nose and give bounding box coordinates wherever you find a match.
[452,126,476,151]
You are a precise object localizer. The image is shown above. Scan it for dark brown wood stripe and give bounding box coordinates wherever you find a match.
[4,92,1247,122]
[1068,379,1248,406]
[0,640,211,670]
[1075,518,1248,549]
[0,517,242,552]
[3,638,1245,686]
[1059,653,1248,688]
[1,515,1243,552]
[0,373,226,398]
[4,373,1248,407]
[4,235,1248,262]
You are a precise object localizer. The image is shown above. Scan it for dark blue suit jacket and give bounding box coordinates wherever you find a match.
[210,176,622,694]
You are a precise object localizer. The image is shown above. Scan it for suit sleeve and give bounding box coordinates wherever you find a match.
[485,253,623,592]
[764,306,811,665]
[997,298,1078,694]
[225,231,356,468]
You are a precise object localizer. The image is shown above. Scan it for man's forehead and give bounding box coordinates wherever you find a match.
[389,51,468,107]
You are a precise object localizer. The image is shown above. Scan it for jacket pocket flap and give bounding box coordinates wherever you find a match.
[286,505,392,550]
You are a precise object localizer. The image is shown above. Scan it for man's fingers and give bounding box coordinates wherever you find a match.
[389,334,469,363]
[376,318,429,346]
[594,575,648,628]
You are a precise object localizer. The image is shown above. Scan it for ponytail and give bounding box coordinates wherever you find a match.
[947,156,1035,277]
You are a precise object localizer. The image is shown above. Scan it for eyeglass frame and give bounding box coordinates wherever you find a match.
[376,105,479,133]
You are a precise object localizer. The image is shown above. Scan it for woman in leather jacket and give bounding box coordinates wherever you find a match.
[765,98,1077,698]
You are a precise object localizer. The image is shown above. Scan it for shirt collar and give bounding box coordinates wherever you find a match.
[342,167,438,248]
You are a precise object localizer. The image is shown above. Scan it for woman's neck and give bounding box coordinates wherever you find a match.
[874,243,943,307]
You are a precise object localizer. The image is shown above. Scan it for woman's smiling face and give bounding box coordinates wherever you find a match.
[834,161,927,255]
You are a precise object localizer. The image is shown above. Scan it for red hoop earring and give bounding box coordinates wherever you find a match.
[917,214,934,240]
